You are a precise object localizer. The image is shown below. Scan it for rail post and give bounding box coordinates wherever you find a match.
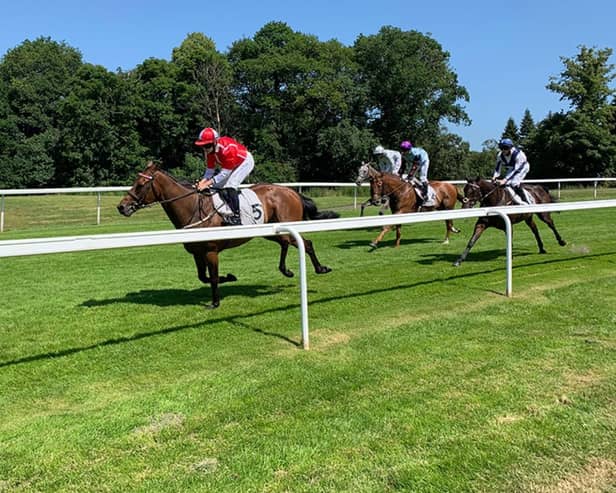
[274,225,310,349]
[488,210,513,297]
[97,192,102,225]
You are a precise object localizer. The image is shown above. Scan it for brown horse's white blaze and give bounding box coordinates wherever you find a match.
[117,162,338,308]
[355,163,463,248]
[453,177,567,267]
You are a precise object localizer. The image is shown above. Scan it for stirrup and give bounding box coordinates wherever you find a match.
[223,214,241,226]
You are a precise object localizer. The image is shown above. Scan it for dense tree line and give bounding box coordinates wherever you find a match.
[0,24,614,188]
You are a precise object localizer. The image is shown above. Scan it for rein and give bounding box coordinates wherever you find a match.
[130,171,199,210]
[375,174,413,201]
[466,181,508,206]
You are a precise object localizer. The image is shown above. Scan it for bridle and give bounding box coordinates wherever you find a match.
[127,170,198,210]
[463,181,502,207]
[373,173,411,203]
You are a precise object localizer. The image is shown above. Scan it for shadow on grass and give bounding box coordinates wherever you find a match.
[336,237,435,250]
[81,283,287,308]
[2,251,613,368]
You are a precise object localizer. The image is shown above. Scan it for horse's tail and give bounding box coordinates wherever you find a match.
[542,185,559,203]
[300,194,340,220]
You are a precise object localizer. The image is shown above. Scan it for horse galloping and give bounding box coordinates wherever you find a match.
[117,161,339,308]
[453,177,567,267]
[355,163,463,248]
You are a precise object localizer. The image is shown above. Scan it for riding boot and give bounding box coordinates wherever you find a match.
[223,188,241,226]
[515,186,528,204]
[422,181,434,206]
[512,186,527,205]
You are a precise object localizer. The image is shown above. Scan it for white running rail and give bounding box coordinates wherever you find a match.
[2,199,616,349]
[1,178,615,232]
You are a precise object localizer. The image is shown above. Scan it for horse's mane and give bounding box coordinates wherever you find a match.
[147,162,195,188]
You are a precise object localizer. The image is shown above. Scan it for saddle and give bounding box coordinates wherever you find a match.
[505,185,534,205]
[211,189,266,225]
[409,178,436,205]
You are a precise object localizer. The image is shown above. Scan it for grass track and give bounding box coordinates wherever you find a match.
[0,192,615,492]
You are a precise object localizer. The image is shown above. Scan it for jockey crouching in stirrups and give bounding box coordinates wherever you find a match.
[492,138,530,205]
[400,140,434,207]
[195,127,255,226]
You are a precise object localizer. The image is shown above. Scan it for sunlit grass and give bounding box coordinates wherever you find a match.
[0,192,615,492]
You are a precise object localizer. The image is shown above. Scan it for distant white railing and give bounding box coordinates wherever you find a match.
[2,199,616,349]
[1,178,615,233]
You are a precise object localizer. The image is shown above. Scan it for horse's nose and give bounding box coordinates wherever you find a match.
[117,203,130,216]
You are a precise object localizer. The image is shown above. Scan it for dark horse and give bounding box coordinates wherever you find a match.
[117,162,339,308]
[355,163,463,248]
[453,177,567,267]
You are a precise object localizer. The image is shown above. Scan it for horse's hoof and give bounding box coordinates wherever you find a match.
[205,302,220,309]
[226,273,237,282]
[282,270,294,278]
[317,266,332,274]
[452,260,461,267]
[539,249,547,254]
[442,239,449,245]
[559,240,567,246]
[369,242,378,250]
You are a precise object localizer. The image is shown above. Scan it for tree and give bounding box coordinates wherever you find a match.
[353,26,470,146]
[547,46,615,112]
[172,33,234,134]
[518,109,536,150]
[533,45,616,177]
[228,22,367,180]
[130,58,188,168]
[0,37,83,187]
[54,64,146,185]
[427,132,471,180]
[501,117,520,142]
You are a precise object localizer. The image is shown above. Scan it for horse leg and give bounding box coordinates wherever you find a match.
[443,219,461,245]
[370,225,393,249]
[192,252,210,284]
[205,250,221,308]
[264,236,294,277]
[359,198,373,217]
[524,217,546,254]
[536,212,567,247]
[266,234,331,274]
[453,222,487,266]
[301,236,332,274]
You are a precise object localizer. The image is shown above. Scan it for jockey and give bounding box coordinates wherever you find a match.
[400,140,434,207]
[195,127,255,226]
[492,138,530,205]
[373,145,403,176]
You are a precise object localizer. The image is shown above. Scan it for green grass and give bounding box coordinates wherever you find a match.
[0,191,615,492]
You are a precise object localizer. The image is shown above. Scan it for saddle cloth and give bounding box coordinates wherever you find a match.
[211,189,265,225]
[410,178,437,204]
[507,186,535,204]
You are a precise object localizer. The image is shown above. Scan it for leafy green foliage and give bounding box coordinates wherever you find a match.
[1,32,614,189]
[501,117,520,142]
[354,26,470,145]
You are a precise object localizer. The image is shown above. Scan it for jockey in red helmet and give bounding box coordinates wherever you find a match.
[194,127,255,225]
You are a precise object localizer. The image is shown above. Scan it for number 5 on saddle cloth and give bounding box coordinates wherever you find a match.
[213,189,265,225]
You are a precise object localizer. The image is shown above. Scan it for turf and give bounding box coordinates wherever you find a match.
[0,190,615,492]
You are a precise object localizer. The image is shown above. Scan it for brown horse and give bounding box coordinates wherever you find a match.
[453,177,567,267]
[117,162,338,308]
[355,163,463,248]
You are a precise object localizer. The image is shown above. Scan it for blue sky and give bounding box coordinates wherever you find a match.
[1,0,614,150]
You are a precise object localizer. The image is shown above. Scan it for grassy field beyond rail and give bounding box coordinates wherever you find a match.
[1,192,615,492]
